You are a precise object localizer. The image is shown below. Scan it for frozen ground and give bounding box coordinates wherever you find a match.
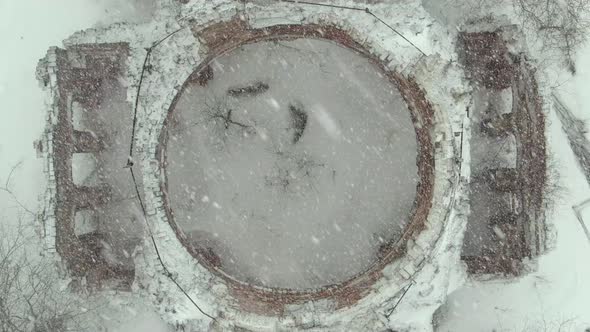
[166,39,419,289]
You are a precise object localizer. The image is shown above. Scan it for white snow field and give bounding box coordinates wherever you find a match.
[166,39,419,289]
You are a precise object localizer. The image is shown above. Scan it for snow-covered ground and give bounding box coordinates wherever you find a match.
[167,39,418,289]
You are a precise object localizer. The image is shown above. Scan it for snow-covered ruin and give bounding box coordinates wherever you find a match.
[33,0,550,330]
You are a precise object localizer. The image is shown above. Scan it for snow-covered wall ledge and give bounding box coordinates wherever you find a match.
[36,47,61,254]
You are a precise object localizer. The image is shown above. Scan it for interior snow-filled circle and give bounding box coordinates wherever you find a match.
[165,38,419,290]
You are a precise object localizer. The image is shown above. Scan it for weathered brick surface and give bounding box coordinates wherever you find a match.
[459,32,514,90]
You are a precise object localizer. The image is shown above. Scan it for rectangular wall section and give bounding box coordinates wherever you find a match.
[37,43,139,290]
[458,30,547,275]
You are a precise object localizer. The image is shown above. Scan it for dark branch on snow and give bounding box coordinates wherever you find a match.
[227,81,269,97]
[289,103,308,144]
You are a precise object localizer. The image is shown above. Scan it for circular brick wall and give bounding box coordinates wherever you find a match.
[156,24,435,314]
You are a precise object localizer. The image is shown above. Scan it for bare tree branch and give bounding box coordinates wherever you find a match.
[514,0,590,73]
[0,220,95,332]
[0,161,36,218]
